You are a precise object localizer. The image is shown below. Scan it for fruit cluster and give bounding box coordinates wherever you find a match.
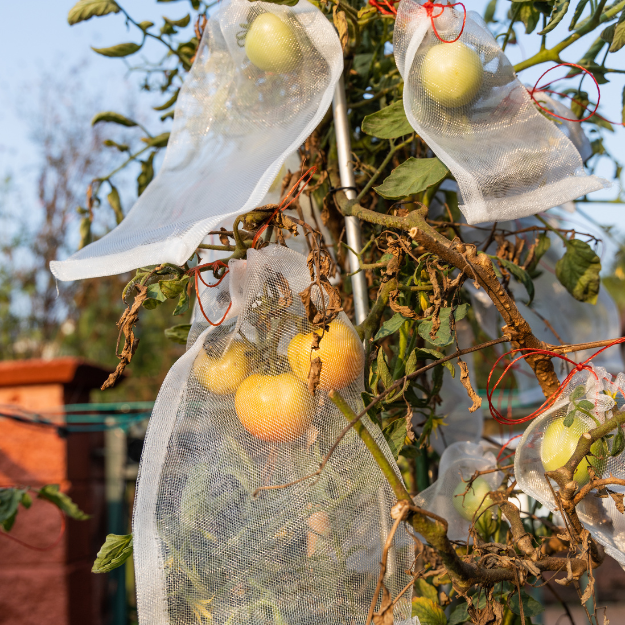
[192,319,365,442]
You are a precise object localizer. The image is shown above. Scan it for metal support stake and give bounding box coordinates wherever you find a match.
[332,75,397,579]
[332,75,369,326]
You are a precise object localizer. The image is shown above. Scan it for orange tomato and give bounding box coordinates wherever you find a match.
[287,320,364,391]
[193,341,250,395]
[234,372,315,442]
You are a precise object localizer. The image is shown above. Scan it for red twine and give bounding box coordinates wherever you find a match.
[368,0,398,16]
[486,337,625,427]
[187,260,232,327]
[251,166,317,248]
[422,2,466,43]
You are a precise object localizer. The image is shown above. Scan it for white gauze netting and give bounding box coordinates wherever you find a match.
[393,0,609,225]
[51,0,342,282]
[133,245,415,625]
[515,367,625,567]
[414,442,499,541]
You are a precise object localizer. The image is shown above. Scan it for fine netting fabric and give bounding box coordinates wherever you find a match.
[414,442,499,541]
[51,0,342,281]
[133,245,414,625]
[515,367,625,567]
[393,0,609,225]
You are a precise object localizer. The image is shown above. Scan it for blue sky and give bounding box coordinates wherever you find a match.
[0,0,623,263]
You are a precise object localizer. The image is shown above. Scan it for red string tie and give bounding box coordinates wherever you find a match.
[368,0,398,16]
[422,1,466,43]
[186,260,232,327]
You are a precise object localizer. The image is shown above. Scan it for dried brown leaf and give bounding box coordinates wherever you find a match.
[609,490,625,514]
[372,585,394,625]
[332,7,349,52]
[307,356,322,396]
[218,227,230,246]
[275,272,293,309]
[389,289,418,319]
[311,333,322,351]
[459,358,482,413]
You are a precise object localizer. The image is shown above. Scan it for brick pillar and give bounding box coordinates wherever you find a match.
[0,358,113,625]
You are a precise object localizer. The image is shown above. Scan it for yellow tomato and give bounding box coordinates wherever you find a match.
[287,320,365,391]
[245,13,302,73]
[421,42,483,108]
[193,341,250,395]
[235,372,315,442]
[452,477,494,522]
[541,416,605,484]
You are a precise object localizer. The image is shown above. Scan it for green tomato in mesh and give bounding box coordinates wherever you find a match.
[541,416,606,484]
[245,13,302,73]
[421,42,483,108]
[452,476,494,522]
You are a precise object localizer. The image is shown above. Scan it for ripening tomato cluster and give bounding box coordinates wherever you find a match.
[192,319,365,443]
[243,13,484,110]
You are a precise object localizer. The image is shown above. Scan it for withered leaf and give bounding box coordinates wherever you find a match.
[299,277,343,327]
[275,272,293,309]
[311,333,322,351]
[458,358,482,413]
[218,227,230,246]
[307,357,322,396]
[389,289,418,319]
[372,585,394,625]
[610,490,625,514]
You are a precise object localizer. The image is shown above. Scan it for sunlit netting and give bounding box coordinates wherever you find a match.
[133,245,414,625]
[515,367,625,567]
[414,442,499,541]
[51,0,342,281]
[393,1,608,225]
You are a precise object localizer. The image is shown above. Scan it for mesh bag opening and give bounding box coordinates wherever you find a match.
[133,245,414,625]
[51,0,342,282]
[514,367,625,567]
[393,0,609,225]
[414,442,499,541]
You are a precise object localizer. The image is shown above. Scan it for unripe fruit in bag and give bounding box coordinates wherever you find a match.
[287,320,365,391]
[452,477,494,521]
[541,416,605,484]
[235,372,315,442]
[193,341,250,395]
[421,42,483,108]
[245,13,302,73]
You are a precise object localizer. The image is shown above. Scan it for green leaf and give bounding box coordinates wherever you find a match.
[362,101,414,139]
[412,596,447,625]
[508,590,545,618]
[68,0,120,25]
[374,313,409,341]
[138,20,154,30]
[404,348,418,376]
[37,485,90,520]
[142,132,170,148]
[92,42,142,57]
[570,384,586,401]
[92,111,138,127]
[570,0,590,29]
[108,185,124,224]
[165,14,190,27]
[448,603,469,625]
[519,2,541,34]
[92,534,133,573]
[611,427,625,457]
[159,276,189,299]
[103,139,130,151]
[564,410,576,427]
[138,152,156,196]
[526,231,551,277]
[173,290,190,316]
[375,158,449,200]
[78,216,92,250]
[539,0,570,34]
[576,399,595,411]
[491,256,535,305]
[418,304,469,347]
[0,488,28,532]
[382,419,407,461]
[165,323,191,344]
[153,90,179,111]
[411,347,454,376]
[609,9,625,52]
[143,283,166,309]
[353,53,374,77]
[377,348,393,391]
[555,239,601,304]
[414,578,439,603]
[484,0,498,23]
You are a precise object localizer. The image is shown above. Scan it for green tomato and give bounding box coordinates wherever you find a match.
[245,13,302,73]
[541,416,605,484]
[452,476,494,522]
[421,42,483,108]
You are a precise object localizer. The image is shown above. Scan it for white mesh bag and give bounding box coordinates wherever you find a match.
[393,0,609,225]
[133,245,414,625]
[515,366,625,566]
[414,442,499,541]
[51,0,342,281]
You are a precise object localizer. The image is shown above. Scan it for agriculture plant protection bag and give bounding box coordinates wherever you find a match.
[132,245,415,625]
[393,0,609,225]
[51,0,343,281]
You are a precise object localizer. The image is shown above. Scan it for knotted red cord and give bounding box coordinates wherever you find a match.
[187,260,232,326]
[529,63,601,123]
[422,1,466,43]
[486,337,625,427]
[251,166,317,248]
[368,0,398,16]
